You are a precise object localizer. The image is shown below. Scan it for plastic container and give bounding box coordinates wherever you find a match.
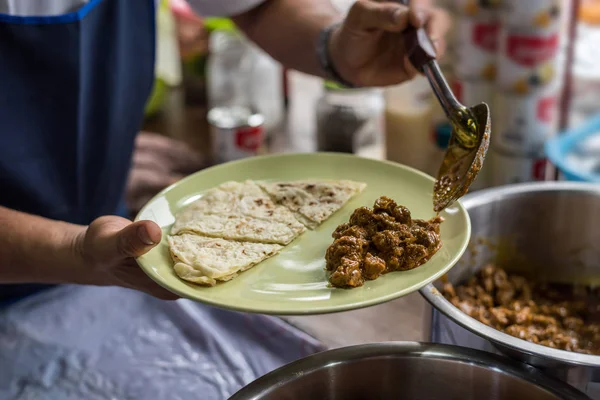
[496,26,563,95]
[490,147,550,185]
[499,0,563,29]
[570,1,600,124]
[546,113,600,182]
[384,76,437,174]
[453,13,499,81]
[492,81,560,154]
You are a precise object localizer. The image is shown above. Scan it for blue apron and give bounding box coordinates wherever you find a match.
[0,0,156,303]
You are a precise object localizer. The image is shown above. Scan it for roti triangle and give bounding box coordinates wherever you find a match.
[170,180,306,245]
[168,233,282,286]
[256,180,366,229]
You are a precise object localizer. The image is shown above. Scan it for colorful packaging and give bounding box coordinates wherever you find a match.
[491,148,550,185]
[452,78,495,106]
[499,0,563,29]
[453,0,502,17]
[453,13,500,81]
[493,82,560,154]
[496,26,563,94]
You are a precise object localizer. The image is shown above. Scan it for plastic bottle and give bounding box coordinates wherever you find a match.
[205,18,283,138]
[384,76,437,173]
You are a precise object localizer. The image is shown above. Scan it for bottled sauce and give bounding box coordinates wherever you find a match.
[384,76,438,173]
[315,81,384,157]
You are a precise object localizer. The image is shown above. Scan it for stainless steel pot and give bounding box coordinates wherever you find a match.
[420,182,600,395]
[229,342,589,399]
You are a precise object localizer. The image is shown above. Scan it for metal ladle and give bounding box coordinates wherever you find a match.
[398,4,491,212]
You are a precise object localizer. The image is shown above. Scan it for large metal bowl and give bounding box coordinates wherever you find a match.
[420,182,600,393]
[229,342,589,399]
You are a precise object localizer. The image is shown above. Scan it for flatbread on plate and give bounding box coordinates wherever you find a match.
[168,233,282,286]
[167,179,367,287]
[257,180,366,229]
[171,180,306,245]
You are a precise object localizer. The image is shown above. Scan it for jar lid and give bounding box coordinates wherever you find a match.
[323,80,379,93]
[204,18,237,32]
[324,80,350,90]
[579,1,600,24]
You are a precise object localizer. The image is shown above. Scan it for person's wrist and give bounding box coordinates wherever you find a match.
[317,22,357,88]
[327,24,357,87]
[27,222,91,285]
[63,226,85,281]
[58,223,101,286]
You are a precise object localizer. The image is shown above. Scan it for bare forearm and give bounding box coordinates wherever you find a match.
[0,206,86,285]
[233,0,340,77]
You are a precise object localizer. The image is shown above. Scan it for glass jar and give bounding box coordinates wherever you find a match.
[315,82,384,156]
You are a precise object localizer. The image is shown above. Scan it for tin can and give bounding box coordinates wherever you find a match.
[454,14,499,81]
[493,83,559,154]
[491,148,550,185]
[452,78,494,107]
[454,0,501,17]
[208,106,265,163]
[500,0,562,29]
[496,27,563,94]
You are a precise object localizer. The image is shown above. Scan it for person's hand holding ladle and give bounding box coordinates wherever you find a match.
[398,0,491,212]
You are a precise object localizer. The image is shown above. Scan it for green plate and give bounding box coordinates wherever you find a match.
[135,153,470,315]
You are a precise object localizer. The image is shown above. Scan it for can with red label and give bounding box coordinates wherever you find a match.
[452,78,495,107]
[454,13,499,81]
[208,106,265,163]
[493,82,560,154]
[496,26,564,94]
[500,0,563,29]
[490,148,550,185]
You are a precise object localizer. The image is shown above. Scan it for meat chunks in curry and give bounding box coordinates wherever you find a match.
[326,196,443,288]
[443,265,600,355]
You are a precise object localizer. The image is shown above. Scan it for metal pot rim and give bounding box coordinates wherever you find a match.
[229,342,589,399]
[420,181,600,368]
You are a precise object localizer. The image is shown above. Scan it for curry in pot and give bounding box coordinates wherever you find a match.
[443,265,600,355]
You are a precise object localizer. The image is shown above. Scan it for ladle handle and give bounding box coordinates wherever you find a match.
[394,0,437,71]
[403,28,437,72]
[395,0,463,114]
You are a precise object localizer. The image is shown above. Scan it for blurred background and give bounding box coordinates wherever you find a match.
[129,0,600,217]
[3,4,598,398]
